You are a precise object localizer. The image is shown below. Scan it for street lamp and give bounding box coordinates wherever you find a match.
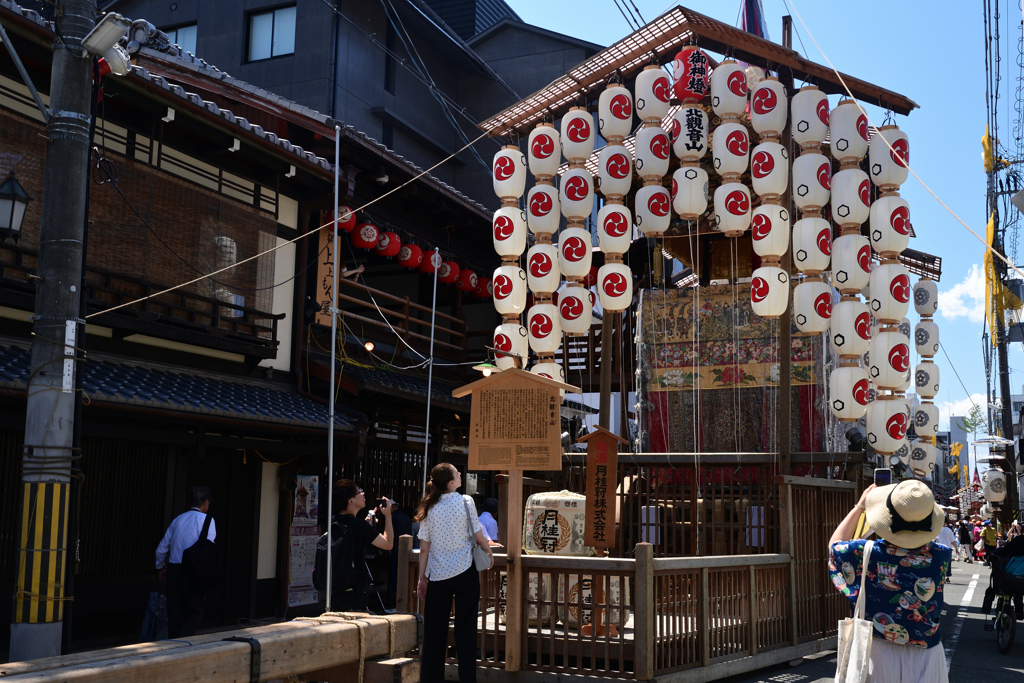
[472,360,498,377]
[0,171,31,243]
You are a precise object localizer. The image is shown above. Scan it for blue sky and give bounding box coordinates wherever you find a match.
[508,0,1019,470]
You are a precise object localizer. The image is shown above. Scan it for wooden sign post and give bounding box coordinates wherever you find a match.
[452,369,579,672]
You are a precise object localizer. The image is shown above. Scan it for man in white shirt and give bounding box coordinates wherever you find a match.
[156,486,216,638]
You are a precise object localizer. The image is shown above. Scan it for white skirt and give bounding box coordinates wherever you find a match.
[866,638,948,683]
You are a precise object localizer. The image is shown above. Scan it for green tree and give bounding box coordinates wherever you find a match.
[956,404,986,441]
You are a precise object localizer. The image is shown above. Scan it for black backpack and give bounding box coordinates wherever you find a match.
[313,518,358,594]
[182,514,220,593]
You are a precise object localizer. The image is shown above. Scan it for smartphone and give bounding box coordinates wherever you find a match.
[874,468,892,487]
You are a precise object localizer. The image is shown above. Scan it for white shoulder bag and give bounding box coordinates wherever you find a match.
[834,540,874,683]
[464,498,491,571]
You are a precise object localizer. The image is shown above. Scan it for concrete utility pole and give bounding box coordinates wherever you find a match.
[11,0,96,661]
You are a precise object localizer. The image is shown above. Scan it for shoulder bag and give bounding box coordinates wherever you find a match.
[834,540,874,683]
[464,498,491,571]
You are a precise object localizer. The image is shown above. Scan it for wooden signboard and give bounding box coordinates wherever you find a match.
[579,426,627,548]
[313,218,335,327]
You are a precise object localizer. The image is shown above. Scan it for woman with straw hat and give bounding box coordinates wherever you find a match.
[829,481,952,682]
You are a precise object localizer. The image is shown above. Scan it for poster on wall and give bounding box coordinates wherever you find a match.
[292,474,319,526]
[287,475,320,607]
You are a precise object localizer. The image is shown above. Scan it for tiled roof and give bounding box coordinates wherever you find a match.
[339,364,469,409]
[0,343,353,430]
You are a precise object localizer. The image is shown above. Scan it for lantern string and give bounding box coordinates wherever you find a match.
[785,0,1024,283]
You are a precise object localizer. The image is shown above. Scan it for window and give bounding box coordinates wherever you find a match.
[248,6,296,61]
[164,24,197,55]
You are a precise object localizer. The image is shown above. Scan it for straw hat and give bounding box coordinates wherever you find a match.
[865,480,944,548]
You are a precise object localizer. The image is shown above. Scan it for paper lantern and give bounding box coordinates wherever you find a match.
[493,323,527,371]
[868,329,911,389]
[635,65,672,122]
[493,266,527,316]
[598,84,633,141]
[750,266,790,318]
[831,169,870,226]
[531,361,566,398]
[582,266,598,288]
[829,365,870,421]
[527,303,561,354]
[493,146,527,200]
[419,249,442,274]
[710,59,748,119]
[983,469,1007,502]
[869,262,911,323]
[829,99,869,163]
[909,442,936,478]
[672,106,709,161]
[527,184,560,235]
[750,204,790,261]
[831,234,871,294]
[915,320,939,357]
[493,206,527,259]
[793,280,832,333]
[915,361,940,399]
[456,269,477,293]
[528,124,560,178]
[792,216,831,275]
[635,126,671,179]
[750,77,787,138]
[914,278,938,317]
[559,285,593,335]
[560,108,595,162]
[397,243,423,269]
[712,182,751,236]
[869,125,909,189]
[635,184,672,237]
[598,262,633,312]
[671,46,710,102]
[598,203,632,254]
[527,243,561,293]
[559,168,595,221]
[791,85,829,149]
[869,194,911,257]
[351,222,379,250]
[438,260,459,284]
[831,298,871,358]
[558,227,593,279]
[711,122,749,178]
[333,205,357,233]
[598,144,633,198]
[914,401,939,438]
[672,165,709,221]
[750,141,789,198]
[866,397,910,455]
[374,230,401,259]
[792,152,831,212]
[473,277,491,299]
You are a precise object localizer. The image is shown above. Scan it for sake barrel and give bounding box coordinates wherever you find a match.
[523,490,595,556]
[557,574,628,628]
[499,572,552,624]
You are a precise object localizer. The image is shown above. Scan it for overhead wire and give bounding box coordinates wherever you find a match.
[611,0,640,33]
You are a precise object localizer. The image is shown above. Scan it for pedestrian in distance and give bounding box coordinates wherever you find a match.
[957,521,973,562]
[478,497,499,545]
[326,479,394,612]
[829,480,952,682]
[155,486,216,638]
[983,521,998,566]
[416,463,493,683]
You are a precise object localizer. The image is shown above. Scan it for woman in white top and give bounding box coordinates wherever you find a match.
[415,463,492,683]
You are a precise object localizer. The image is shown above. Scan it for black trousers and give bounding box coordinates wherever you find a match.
[166,563,206,638]
[420,564,479,683]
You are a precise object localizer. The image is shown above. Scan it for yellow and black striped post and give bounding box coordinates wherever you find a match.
[14,482,70,625]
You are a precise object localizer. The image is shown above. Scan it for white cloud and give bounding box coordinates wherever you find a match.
[938,265,985,323]
[937,393,986,432]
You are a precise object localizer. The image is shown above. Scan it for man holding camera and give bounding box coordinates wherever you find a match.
[331,479,394,611]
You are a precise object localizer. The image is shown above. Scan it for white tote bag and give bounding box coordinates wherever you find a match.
[834,540,874,683]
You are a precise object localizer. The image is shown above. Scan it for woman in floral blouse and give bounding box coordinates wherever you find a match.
[829,480,952,682]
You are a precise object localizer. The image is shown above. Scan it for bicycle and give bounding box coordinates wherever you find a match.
[985,555,1024,653]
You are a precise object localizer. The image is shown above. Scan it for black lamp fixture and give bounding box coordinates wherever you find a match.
[0,171,31,243]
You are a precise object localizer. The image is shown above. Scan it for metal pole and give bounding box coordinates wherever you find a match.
[421,249,440,493]
[325,126,340,612]
[778,15,794,475]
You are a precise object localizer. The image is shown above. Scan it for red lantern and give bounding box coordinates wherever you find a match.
[351,222,379,250]
[473,277,491,298]
[418,250,441,274]
[582,266,598,287]
[333,205,357,233]
[438,260,460,284]
[397,244,423,269]
[456,269,477,292]
[374,231,401,259]
[671,46,710,102]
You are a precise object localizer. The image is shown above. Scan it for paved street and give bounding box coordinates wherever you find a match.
[723,560,1024,683]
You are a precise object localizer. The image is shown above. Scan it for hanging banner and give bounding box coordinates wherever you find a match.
[314,220,335,327]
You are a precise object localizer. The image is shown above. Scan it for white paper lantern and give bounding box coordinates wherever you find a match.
[914,401,939,438]
[869,194,911,257]
[672,165,709,221]
[558,226,593,279]
[869,125,910,189]
[915,320,939,358]
[831,234,872,294]
[791,85,829,149]
[560,108,595,162]
[868,329,911,389]
[710,59,748,119]
[750,266,790,318]
[672,105,709,161]
[750,141,789,198]
[750,204,790,261]
[869,262,911,323]
[908,442,936,478]
[829,99,869,163]
[635,65,672,122]
[792,152,831,212]
[558,285,593,335]
[712,182,751,236]
[527,184,560,235]
[531,361,566,398]
[492,266,527,316]
[711,121,750,178]
[897,316,912,340]
[493,146,527,200]
[635,126,671,179]
[598,85,633,141]
[635,184,672,237]
[914,278,938,317]
[527,243,560,293]
[559,168,595,221]
[598,262,633,312]
[792,217,831,275]
[492,206,527,259]
[983,468,1007,502]
[915,360,940,399]
[866,397,910,455]
[597,203,632,254]
[598,144,633,198]
[750,77,787,138]
[528,124,560,178]
[793,280,832,333]
[831,168,871,226]
[493,323,528,371]
[831,298,871,358]
[527,303,561,354]
[829,365,870,421]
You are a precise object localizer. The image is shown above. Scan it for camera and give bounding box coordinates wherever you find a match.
[374,497,389,511]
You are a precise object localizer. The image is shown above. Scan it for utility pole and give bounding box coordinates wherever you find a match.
[10,0,96,661]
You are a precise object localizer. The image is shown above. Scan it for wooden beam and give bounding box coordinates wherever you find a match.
[504,470,524,673]
[634,542,655,680]
[778,15,795,477]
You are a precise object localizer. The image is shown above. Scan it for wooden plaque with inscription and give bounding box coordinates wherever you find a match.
[578,426,628,548]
